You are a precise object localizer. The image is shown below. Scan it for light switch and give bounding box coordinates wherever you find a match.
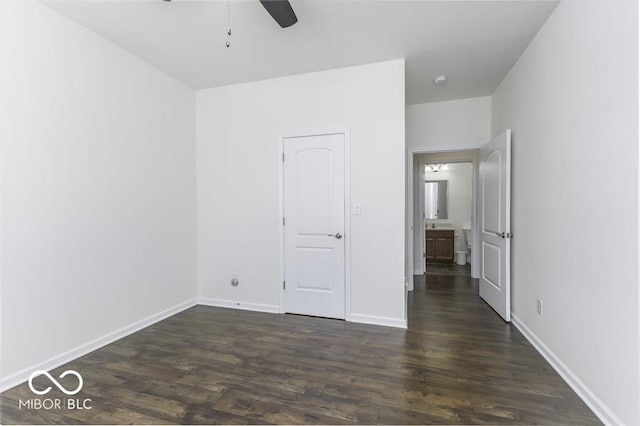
[353,204,361,215]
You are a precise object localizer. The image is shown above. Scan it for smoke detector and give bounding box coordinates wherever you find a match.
[433,75,447,86]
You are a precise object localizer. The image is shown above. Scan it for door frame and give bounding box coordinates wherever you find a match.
[407,147,481,289]
[416,159,427,273]
[417,159,476,275]
[278,128,352,320]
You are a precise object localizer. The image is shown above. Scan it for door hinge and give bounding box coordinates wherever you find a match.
[506,232,513,239]
[283,217,285,226]
[282,153,285,162]
[283,280,286,290]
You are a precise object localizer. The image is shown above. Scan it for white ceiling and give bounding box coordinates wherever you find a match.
[41,0,558,105]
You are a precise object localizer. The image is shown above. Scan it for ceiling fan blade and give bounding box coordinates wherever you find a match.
[259,0,298,28]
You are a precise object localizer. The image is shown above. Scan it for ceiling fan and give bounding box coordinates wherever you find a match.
[161,0,298,28]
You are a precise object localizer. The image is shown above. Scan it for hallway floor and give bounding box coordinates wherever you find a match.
[425,262,471,277]
[0,275,599,424]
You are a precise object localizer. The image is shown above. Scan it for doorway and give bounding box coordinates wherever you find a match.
[407,149,480,291]
[421,161,474,276]
[406,130,512,323]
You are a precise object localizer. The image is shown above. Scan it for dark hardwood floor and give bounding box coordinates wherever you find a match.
[0,272,599,425]
[425,262,471,277]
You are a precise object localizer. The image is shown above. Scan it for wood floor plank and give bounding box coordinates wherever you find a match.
[0,272,600,424]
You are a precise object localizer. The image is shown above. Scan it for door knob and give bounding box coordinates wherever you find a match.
[328,233,343,239]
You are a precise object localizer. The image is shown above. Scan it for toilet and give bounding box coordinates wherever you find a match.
[463,228,472,263]
[455,228,472,265]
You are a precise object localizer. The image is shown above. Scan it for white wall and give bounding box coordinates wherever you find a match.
[197,60,406,326]
[0,0,197,386]
[406,96,491,151]
[492,1,639,424]
[422,162,473,252]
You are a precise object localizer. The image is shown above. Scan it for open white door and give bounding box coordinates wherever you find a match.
[283,133,345,319]
[479,129,511,322]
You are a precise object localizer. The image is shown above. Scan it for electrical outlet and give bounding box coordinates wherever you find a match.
[353,204,361,215]
[536,299,543,315]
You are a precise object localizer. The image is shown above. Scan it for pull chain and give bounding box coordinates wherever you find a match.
[225,0,232,48]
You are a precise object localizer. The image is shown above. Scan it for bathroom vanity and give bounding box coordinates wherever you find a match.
[425,228,455,264]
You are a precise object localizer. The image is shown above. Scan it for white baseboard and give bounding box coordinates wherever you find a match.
[198,298,280,314]
[199,299,407,330]
[0,298,197,393]
[350,313,407,329]
[511,314,620,426]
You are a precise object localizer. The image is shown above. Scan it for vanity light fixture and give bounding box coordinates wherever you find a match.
[426,163,449,173]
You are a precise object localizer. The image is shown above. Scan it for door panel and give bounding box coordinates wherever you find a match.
[481,241,501,290]
[284,133,345,319]
[482,151,502,234]
[435,237,453,260]
[425,237,434,261]
[479,130,511,322]
[296,247,333,292]
[295,149,332,234]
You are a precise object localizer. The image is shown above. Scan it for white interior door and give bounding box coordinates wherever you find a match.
[479,129,511,322]
[283,133,345,319]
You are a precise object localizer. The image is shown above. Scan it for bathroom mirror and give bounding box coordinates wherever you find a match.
[424,180,448,220]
